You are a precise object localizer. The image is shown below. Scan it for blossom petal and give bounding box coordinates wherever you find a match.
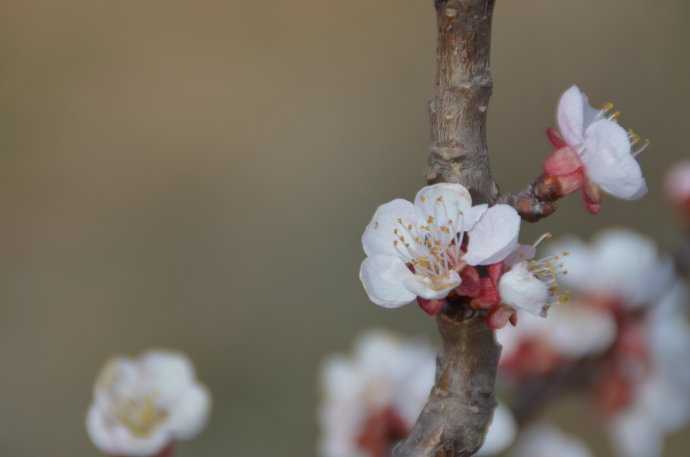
[498,262,549,316]
[464,204,521,266]
[581,119,647,199]
[462,204,488,232]
[362,199,420,257]
[476,403,516,456]
[414,183,472,239]
[557,85,586,147]
[404,270,461,301]
[546,301,617,357]
[168,384,211,440]
[514,424,594,457]
[359,255,417,308]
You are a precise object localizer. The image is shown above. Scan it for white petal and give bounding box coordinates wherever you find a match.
[498,262,549,316]
[557,85,586,147]
[581,119,647,199]
[414,183,473,230]
[359,255,417,308]
[168,384,211,440]
[464,205,521,265]
[545,301,617,357]
[462,204,488,232]
[547,236,594,292]
[610,409,663,457]
[403,269,461,301]
[476,403,516,456]
[513,423,594,457]
[591,229,670,306]
[464,205,521,266]
[139,351,195,406]
[362,199,420,257]
[503,244,536,268]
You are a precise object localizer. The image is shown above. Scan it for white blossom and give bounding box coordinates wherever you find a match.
[548,229,674,309]
[554,85,647,200]
[86,350,211,457]
[360,183,520,308]
[476,403,517,456]
[510,424,594,457]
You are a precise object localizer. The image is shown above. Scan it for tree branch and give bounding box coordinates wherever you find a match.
[394,1,501,456]
[497,175,560,223]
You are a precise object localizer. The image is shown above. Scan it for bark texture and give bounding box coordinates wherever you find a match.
[393,1,502,456]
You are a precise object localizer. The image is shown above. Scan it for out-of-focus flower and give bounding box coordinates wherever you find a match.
[543,85,647,213]
[664,160,690,217]
[86,350,211,457]
[476,403,517,456]
[510,424,594,457]
[360,183,520,310]
[551,229,673,309]
[318,331,516,457]
[607,281,690,457]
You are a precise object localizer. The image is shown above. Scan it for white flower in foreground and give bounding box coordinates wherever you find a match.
[544,85,648,213]
[319,330,516,457]
[319,331,435,457]
[360,183,520,308]
[87,350,211,457]
[549,229,674,309]
[510,424,594,457]
[609,281,690,457]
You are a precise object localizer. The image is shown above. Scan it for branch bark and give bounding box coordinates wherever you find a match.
[394,1,501,456]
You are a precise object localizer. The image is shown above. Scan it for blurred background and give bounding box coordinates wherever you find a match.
[1,0,688,456]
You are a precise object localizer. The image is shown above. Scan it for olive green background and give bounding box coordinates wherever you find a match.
[1,1,688,456]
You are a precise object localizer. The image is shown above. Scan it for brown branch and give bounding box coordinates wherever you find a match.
[393,1,502,456]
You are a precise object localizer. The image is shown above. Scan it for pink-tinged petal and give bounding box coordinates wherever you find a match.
[581,180,602,214]
[555,169,586,195]
[417,298,446,316]
[464,204,521,266]
[557,85,586,147]
[456,266,481,298]
[359,255,417,308]
[414,183,472,231]
[665,161,690,203]
[362,199,420,257]
[581,119,647,200]
[546,127,568,149]
[544,146,583,176]
[487,306,515,330]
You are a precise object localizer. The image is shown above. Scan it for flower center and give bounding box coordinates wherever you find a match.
[526,252,569,313]
[112,394,169,438]
[391,198,465,287]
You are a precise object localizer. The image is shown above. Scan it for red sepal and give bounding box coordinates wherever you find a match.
[456,266,481,298]
[416,298,446,316]
[546,127,568,149]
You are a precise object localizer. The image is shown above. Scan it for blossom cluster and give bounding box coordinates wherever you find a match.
[359,182,567,329]
[498,229,690,457]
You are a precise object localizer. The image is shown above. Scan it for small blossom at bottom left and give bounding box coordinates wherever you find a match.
[86,350,211,457]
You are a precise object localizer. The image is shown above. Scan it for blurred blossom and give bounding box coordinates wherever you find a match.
[476,403,517,456]
[550,229,674,309]
[498,228,690,457]
[318,330,515,457]
[509,424,593,457]
[665,161,690,216]
[86,350,211,457]
[543,85,648,213]
[608,281,690,457]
